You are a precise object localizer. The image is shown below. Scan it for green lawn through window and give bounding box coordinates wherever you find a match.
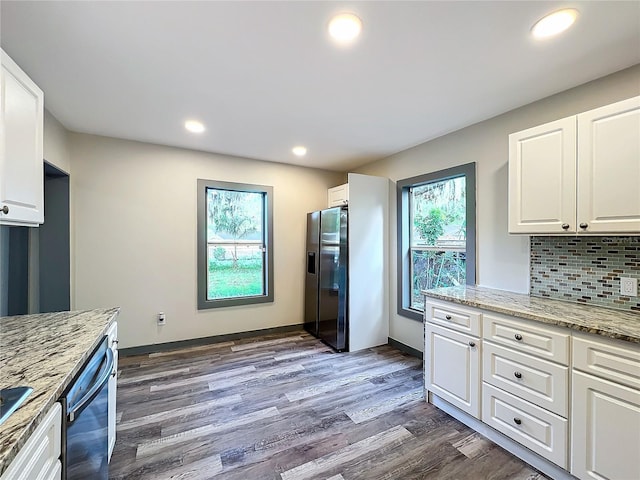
[208,256,263,299]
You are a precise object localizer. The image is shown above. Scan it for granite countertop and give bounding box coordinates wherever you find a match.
[0,307,119,475]
[423,286,640,344]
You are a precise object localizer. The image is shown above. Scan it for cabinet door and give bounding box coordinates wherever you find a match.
[0,50,44,225]
[328,183,348,207]
[577,96,640,233]
[508,117,577,234]
[107,322,118,461]
[1,402,61,480]
[425,322,480,418]
[571,370,640,480]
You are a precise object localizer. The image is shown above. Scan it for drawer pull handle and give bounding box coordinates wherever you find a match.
[561,223,570,230]
[468,341,476,348]
[513,417,522,425]
[514,334,523,341]
[0,206,8,215]
[445,315,452,320]
[514,371,522,379]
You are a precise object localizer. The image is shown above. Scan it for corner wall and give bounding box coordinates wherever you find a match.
[70,133,344,348]
[355,64,640,352]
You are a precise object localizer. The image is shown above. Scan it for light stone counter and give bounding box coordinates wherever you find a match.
[423,286,639,344]
[0,308,119,475]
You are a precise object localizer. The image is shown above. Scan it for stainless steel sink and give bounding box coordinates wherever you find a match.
[0,387,33,426]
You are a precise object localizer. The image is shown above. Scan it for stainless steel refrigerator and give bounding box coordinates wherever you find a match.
[304,207,348,351]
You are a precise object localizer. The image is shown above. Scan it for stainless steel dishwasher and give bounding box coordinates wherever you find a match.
[61,336,114,480]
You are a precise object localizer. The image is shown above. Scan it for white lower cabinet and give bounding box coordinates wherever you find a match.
[424,301,481,419]
[424,298,640,478]
[483,383,568,468]
[1,402,62,480]
[107,321,119,461]
[483,342,568,417]
[571,334,640,480]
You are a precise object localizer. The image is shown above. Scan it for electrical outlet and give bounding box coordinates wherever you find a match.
[620,277,638,297]
[157,312,166,325]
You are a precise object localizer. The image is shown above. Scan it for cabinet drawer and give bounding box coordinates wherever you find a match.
[483,342,568,416]
[483,313,569,365]
[482,383,567,468]
[424,301,481,336]
[573,334,640,391]
[2,402,61,480]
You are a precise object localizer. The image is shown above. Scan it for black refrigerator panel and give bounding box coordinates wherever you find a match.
[304,211,320,336]
[318,207,348,351]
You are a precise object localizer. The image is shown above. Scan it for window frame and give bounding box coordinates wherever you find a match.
[396,163,476,321]
[197,179,274,309]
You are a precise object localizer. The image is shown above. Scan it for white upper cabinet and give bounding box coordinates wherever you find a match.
[576,97,640,233]
[1,49,44,226]
[509,96,640,234]
[328,183,349,207]
[509,117,577,234]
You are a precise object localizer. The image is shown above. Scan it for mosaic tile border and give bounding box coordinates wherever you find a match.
[530,236,640,312]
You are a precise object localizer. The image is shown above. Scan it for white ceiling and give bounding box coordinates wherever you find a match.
[1,1,639,172]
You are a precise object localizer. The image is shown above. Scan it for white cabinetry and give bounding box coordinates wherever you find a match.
[0,49,44,226]
[107,321,119,461]
[1,402,62,480]
[424,301,481,418]
[328,183,349,207]
[482,313,569,468]
[345,173,389,352]
[570,334,640,480]
[509,96,640,234]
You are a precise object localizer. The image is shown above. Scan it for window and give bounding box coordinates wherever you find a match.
[197,179,273,309]
[397,163,476,320]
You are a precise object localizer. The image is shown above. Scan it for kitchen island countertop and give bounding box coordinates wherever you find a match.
[423,286,639,344]
[0,308,119,475]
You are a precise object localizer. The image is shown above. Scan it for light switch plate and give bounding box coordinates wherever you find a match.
[620,277,638,297]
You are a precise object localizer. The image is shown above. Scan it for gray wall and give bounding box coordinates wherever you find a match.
[355,64,640,352]
[70,133,345,348]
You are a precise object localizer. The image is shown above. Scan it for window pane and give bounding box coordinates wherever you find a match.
[410,250,466,310]
[411,177,466,248]
[206,189,263,243]
[207,244,264,300]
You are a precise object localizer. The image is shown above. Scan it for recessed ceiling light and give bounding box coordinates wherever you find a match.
[328,13,362,44]
[185,120,205,133]
[531,9,578,39]
[292,146,307,157]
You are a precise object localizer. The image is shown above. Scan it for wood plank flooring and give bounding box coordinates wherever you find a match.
[109,330,547,480]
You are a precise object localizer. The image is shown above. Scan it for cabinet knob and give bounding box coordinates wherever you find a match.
[468,341,476,348]
[561,223,570,230]
[1,206,8,215]
[513,417,522,425]
[514,371,522,379]
[579,222,588,229]
[445,315,452,320]
[514,333,523,341]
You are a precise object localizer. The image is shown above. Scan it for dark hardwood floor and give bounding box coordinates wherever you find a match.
[109,330,546,480]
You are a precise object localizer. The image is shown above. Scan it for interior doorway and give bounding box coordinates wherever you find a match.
[39,162,70,312]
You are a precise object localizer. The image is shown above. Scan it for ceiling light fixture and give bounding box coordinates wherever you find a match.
[184,120,205,133]
[531,8,579,39]
[328,13,362,44]
[292,146,307,157]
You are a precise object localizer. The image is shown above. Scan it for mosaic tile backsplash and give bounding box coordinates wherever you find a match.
[530,236,640,312]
